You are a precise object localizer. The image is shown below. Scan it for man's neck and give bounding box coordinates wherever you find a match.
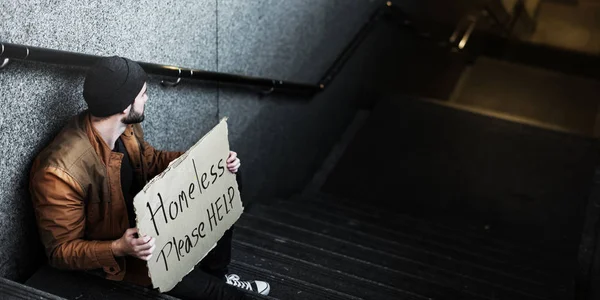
[90,116,127,150]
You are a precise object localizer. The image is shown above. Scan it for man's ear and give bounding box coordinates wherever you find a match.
[122,104,132,115]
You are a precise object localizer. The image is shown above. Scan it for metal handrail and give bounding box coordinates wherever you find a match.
[0,1,498,96]
[318,1,482,88]
[0,42,322,95]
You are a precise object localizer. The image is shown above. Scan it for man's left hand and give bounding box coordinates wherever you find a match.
[227,151,241,173]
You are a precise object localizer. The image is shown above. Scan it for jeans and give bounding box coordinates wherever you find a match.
[165,228,247,300]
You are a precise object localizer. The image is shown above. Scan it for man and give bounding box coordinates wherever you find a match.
[29,56,270,300]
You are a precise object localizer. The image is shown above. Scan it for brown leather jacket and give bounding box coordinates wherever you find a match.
[29,111,182,286]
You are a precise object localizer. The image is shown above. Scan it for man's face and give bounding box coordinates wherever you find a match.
[122,83,148,125]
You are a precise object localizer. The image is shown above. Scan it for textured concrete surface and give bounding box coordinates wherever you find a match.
[1,0,216,282]
[218,0,381,201]
[1,0,216,68]
[0,62,88,282]
[217,0,377,81]
[0,0,384,281]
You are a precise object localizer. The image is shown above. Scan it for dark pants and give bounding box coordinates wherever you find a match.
[165,228,247,300]
[166,173,246,300]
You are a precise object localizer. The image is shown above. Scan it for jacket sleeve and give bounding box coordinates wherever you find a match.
[30,167,123,276]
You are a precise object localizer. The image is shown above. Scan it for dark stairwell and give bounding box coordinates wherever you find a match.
[220,1,600,299]
[6,1,600,299]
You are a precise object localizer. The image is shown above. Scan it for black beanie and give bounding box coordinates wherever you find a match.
[83,56,147,117]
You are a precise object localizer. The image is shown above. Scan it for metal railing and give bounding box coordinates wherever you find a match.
[0,1,503,97]
[0,42,322,95]
[0,2,434,96]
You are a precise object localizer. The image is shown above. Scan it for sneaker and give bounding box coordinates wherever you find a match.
[225,273,270,295]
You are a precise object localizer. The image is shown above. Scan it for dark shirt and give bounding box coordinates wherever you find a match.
[113,137,139,228]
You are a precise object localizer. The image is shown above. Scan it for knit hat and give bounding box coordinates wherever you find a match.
[83,56,147,117]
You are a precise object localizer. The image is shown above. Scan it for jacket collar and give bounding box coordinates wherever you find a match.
[82,111,134,166]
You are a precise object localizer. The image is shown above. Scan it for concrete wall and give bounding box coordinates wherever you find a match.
[0,0,383,281]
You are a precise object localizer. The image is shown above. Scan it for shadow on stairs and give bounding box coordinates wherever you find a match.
[236,191,572,300]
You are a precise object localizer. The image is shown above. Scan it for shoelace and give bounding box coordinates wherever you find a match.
[225,274,252,291]
[226,274,240,281]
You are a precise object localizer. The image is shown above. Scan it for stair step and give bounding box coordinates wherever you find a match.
[294,192,555,262]
[229,260,363,300]
[295,192,485,241]
[276,197,564,277]
[481,35,600,82]
[25,265,176,300]
[25,264,267,300]
[292,193,552,257]
[233,224,482,300]
[0,277,65,300]
[289,193,570,275]
[248,203,566,286]
[282,196,543,262]
[239,210,561,300]
[231,240,430,300]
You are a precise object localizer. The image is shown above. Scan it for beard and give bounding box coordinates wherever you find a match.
[122,107,145,124]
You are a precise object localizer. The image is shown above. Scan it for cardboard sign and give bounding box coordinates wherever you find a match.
[133,117,243,292]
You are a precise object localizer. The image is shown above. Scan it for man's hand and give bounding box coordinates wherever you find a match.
[227,151,241,173]
[111,228,155,261]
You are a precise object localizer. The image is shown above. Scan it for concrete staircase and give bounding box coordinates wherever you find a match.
[3,1,599,299]
[229,191,574,299]
[2,97,589,300]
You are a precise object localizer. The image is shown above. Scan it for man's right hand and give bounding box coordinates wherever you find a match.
[111,228,155,261]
